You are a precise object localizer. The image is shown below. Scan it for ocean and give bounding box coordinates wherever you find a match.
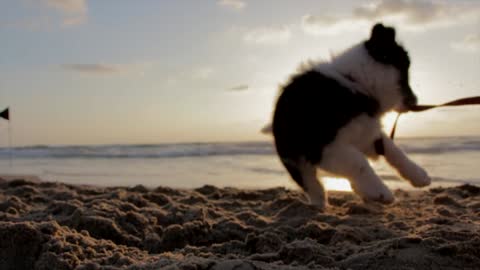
[1,136,479,191]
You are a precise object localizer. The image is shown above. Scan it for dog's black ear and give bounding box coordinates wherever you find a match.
[366,23,409,67]
[369,23,396,46]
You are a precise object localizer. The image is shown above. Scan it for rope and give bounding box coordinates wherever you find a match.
[390,96,480,139]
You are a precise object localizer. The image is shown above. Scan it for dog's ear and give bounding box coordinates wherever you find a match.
[369,23,396,47]
[366,23,409,67]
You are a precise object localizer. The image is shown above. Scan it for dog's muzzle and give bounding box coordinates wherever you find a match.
[402,86,418,111]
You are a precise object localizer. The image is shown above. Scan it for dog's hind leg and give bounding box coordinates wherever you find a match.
[320,144,394,203]
[281,157,326,209]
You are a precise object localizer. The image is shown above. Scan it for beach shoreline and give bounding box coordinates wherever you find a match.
[0,176,479,269]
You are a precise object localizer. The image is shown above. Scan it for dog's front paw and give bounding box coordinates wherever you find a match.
[354,182,394,204]
[364,188,395,204]
[411,173,431,188]
[402,164,431,187]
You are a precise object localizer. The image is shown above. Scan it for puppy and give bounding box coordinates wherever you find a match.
[272,23,431,209]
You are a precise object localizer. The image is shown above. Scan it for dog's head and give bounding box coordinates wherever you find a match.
[364,23,417,112]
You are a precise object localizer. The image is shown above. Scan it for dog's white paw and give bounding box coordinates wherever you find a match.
[401,164,431,187]
[365,187,394,204]
[353,181,394,204]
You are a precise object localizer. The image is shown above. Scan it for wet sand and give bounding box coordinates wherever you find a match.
[0,176,479,269]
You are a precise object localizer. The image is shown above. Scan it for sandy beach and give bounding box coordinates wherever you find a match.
[0,176,479,269]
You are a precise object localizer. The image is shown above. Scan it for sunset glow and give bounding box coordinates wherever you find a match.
[381,112,400,133]
[322,177,353,192]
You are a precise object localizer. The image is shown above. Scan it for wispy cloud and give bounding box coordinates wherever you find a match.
[227,84,249,91]
[217,0,246,10]
[62,64,121,74]
[243,26,291,45]
[301,15,363,36]
[45,0,86,13]
[192,67,215,80]
[1,0,88,30]
[62,62,154,75]
[44,0,88,26]
[353,0,450,25]
[451,34,480,53]
[301,0,480,36]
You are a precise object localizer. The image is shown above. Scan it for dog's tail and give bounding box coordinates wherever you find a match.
[260,123,272,134]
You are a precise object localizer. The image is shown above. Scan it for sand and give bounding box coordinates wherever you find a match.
[0,177,479,270]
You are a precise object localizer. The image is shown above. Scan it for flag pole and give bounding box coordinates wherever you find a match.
[8,115,12,167]
[1,107,12,167]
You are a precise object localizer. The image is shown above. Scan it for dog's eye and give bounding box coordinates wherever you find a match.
[382,55,389,61]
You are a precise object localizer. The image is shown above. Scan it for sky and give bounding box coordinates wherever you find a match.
[0,0,479,146]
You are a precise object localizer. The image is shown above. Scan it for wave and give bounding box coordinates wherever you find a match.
[397,137,480,154]
[0,142,275,159]
[0,137,479,159]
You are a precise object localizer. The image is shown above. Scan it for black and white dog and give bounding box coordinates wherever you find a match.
[272,23,431,209]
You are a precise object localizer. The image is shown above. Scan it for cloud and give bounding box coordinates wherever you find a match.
[62,64,121,74]
[228,84,249,91]
[44,0,88,26]
[451,34,480,53]
[1,0,87,30]
[192,67,215,80]
[217,0,246,10]
[353,0,450,25]
[45,0,86,13]
[301,15,364,36]
[62,62,155,75]
[243,26,291,45]
[301,14,342,27]
[301,0,480,36]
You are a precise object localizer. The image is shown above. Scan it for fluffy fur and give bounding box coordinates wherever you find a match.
[272,23,431,209]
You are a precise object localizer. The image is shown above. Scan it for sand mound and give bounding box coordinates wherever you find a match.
[0,178,479,269]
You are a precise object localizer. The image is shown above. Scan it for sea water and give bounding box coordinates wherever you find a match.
[0,137,479,191]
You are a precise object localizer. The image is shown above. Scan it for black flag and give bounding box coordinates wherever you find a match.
[0,108,9,120]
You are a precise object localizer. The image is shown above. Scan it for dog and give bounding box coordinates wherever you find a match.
[272,23,431,209]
